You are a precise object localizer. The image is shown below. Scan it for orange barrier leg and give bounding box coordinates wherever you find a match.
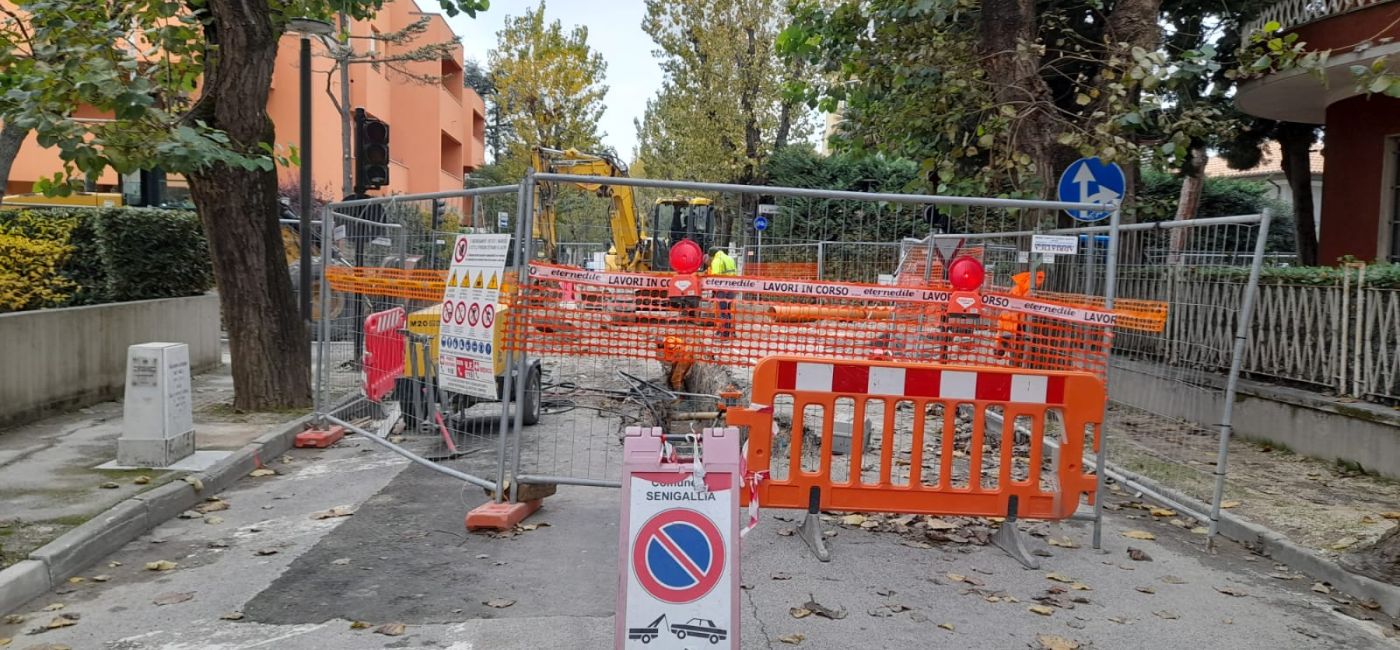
[294,424,345,448]
[466,499,542,531]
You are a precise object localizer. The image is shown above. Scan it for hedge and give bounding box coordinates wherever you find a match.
[0,207,214,313]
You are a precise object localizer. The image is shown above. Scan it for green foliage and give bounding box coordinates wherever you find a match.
[759,145,926,241]
[1137,170,1274,221]
[0,208,212,310]
[1188,263,1400,290]
[95,209,213,302]
[634,0,811,184]
[0,233,73,312]
[488,1,608,176]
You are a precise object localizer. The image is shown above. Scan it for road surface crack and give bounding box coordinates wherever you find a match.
[744,586,775,649]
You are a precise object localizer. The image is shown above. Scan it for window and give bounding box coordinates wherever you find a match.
[1388,136,1400,262]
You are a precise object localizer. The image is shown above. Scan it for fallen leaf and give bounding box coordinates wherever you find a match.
[99,482,120,490]
[349,621,371,630]
[204,516,224,525]
[1160,575,1187,585]
[91,575,110,583]
[331,558,351,566]
[0,637,9,647]
[1122,530,1156,541]
[860,520,879,529]
[1215,586,1248,597]
[144,560,177,572]
[1153,610,1180,620]
[518,523,550,532]
[789,607,812,619]
[777,633,804,645]
[133,476,151,485]
[248,469,276,477]
[1330,536,1358,551]
[153,592,194,606]
[909,612,931,623]
[1311,582,1331,594]
[776,527,795,537]
[1221,500,1241,509]
[1136,586,1156,594]
[1381,512,1400,520]
[1362,516,1377,524]
[938,623,955,631]
[1107,617,1127,624]
[1269,572,1296,580]
[900,540,933,549]
[866,607,894,618]
[1029,605,1054,616]
[875,588,895,597]
[312,506,355,520]
[1070,583,1091,591]
[1149,508,1176,517]
[3,615,24,625]
[1190,527,1208,534]
[946,573,967,583]
[772,572,792,581]
[841,514,866,526]
[45,615,78,630]
[194,499,228,514]
[1037,633,1081,650]
[484,598,515,609]
[925,517,959,531]
[254,548,278,556]
[220,611,244,621]
[1127,547,1152,562]
[375,623,406,636]
[802,594,847,620]
[176,510,200,519]
[1045,573,1075,583]
[1047,537,1079,549]
[41,604,64,612]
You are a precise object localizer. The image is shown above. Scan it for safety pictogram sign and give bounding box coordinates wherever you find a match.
[617,427,741,649]
[438,234,511,399]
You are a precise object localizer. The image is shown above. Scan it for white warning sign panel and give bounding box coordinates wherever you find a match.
[438,234,511,399]
[618,428,740,649]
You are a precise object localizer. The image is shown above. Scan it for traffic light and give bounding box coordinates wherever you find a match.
[354,107,390,191]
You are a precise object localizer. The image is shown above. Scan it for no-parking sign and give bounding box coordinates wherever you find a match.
[618,427,740,649]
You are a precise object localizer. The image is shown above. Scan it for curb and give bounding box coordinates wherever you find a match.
[0,414,311,616]
[1104,463,1400,617]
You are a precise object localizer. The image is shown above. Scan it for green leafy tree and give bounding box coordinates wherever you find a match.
[10,0,487,410]
[634,0,812,241]
[488,1,608,176]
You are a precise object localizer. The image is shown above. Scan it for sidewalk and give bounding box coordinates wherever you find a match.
[0,351,303,571]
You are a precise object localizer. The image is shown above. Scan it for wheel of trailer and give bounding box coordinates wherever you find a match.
[521,364,541,426]
[639,634,652,644]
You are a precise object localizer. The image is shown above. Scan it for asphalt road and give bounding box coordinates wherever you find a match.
[1,434,1395,650]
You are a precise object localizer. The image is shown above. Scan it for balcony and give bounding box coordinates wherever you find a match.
[1235,0,1400,123]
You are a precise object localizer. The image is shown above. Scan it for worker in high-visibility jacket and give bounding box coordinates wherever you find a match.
[706,246,738,337]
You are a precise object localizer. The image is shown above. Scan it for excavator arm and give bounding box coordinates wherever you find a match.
[530,147,649,271]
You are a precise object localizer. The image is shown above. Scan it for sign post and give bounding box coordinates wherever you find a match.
[755,204,776,268]
[617,427,741,649]
[438,234,511,399]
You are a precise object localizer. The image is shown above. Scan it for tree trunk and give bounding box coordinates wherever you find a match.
[1170,143,1208,264]
[0,122,30,203]
[186,0,311,411]
[979,0,1060,196]
[1276,123,1319,266]
[1341,524,1400,586]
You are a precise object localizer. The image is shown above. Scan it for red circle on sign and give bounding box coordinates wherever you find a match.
[453,238,469,263]
[632,508,725,604]
[467,302,481,327]
[441,300,453,322]
[669,239,703,274]
[482,303,496,329]
[454,301,467,325]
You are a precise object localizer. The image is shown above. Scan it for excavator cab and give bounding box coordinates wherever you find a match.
[650,197,716,271]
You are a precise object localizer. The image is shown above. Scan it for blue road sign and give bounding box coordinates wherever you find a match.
[1057,157,1125,222]
[753,215,769,232]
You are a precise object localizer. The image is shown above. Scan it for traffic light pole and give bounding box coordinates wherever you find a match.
[298,34,313,325]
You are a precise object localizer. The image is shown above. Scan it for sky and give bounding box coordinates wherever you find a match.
[446,0,662,159]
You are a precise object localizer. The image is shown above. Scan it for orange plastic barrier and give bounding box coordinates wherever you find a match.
[744,262,818,279]
[728,356,1103,520]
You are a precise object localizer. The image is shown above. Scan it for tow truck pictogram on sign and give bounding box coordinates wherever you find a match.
[632,509,726,604]
[627,613,728,645]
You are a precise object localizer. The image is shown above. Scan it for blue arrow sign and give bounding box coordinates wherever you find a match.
[1057,157,1124,222]
[753,215,769,232]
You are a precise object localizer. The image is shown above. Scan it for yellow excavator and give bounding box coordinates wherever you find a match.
[530,147,716,271]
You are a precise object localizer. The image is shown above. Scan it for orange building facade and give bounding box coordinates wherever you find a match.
[4,0,486,202]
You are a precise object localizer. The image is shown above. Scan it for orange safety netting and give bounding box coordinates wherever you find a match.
[505,264,1115,378]
[743,262,818,279]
